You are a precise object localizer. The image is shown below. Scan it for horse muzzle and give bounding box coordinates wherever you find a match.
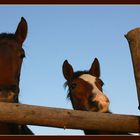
[0,85,19,103]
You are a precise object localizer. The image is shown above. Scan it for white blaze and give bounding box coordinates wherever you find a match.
[79,74,103,95]
[79,74,109,113]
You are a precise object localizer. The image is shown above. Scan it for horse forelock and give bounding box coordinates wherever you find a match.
[64,71,89,99]
[0,33,20,45]
[0,33,16,40]
[64,70,104,87]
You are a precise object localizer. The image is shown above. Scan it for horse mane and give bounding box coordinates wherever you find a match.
[0,33,17,41]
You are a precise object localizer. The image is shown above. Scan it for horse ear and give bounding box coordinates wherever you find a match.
[62,60,74,81]
[15,17,28,44]
[89,58,100,77]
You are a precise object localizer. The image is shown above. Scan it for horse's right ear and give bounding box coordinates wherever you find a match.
[15,17,28,44]
[62,60,74,81]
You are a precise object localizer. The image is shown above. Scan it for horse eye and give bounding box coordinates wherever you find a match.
[19,49,25,59]
[20,53,25,59]
[70,83,77,90]
[98,79,104,87]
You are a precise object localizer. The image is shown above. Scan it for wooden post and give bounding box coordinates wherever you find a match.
[0,102,139,133]
[125,28,140,110]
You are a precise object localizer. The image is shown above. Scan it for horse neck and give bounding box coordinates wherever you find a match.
[0,123,20,134]
[0,90,19,134]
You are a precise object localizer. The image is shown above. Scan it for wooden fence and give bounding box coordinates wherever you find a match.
[0,28,139,134]
[0,102,139,133]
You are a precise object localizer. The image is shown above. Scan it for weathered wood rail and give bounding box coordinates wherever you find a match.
[0,102,139,133]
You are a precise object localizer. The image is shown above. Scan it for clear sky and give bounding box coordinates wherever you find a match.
[0,5,140,135]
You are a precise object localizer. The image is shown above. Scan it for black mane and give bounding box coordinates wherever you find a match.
[0,33,16,40]
[64,70,89,87]
[71,71,89,79]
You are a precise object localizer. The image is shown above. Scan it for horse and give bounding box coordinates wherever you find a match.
[0,17,33,135]
[62,58,129,135]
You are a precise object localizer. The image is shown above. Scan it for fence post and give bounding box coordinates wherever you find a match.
[125,28,140,110]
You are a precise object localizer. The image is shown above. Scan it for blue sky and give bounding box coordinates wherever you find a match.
[0,5,140,135]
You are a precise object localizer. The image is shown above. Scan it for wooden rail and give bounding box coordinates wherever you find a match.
[0,102,139,133]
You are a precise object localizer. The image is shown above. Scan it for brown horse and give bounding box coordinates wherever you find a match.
[0,17,33,135]
[62,58,129,135]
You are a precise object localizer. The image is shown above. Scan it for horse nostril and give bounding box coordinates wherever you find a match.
[88,95,93,102]
[14,95,18,103]
[91,100,99,107]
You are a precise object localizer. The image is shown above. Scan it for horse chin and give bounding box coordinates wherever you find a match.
[98,102,110,113]
[73,106,89,111]
[90,107,98,112]
[89,102,107,112]
[0,91,17,103]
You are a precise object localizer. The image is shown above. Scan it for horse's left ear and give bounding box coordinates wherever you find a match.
[15,17,28,44]
[89,58,100,77]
